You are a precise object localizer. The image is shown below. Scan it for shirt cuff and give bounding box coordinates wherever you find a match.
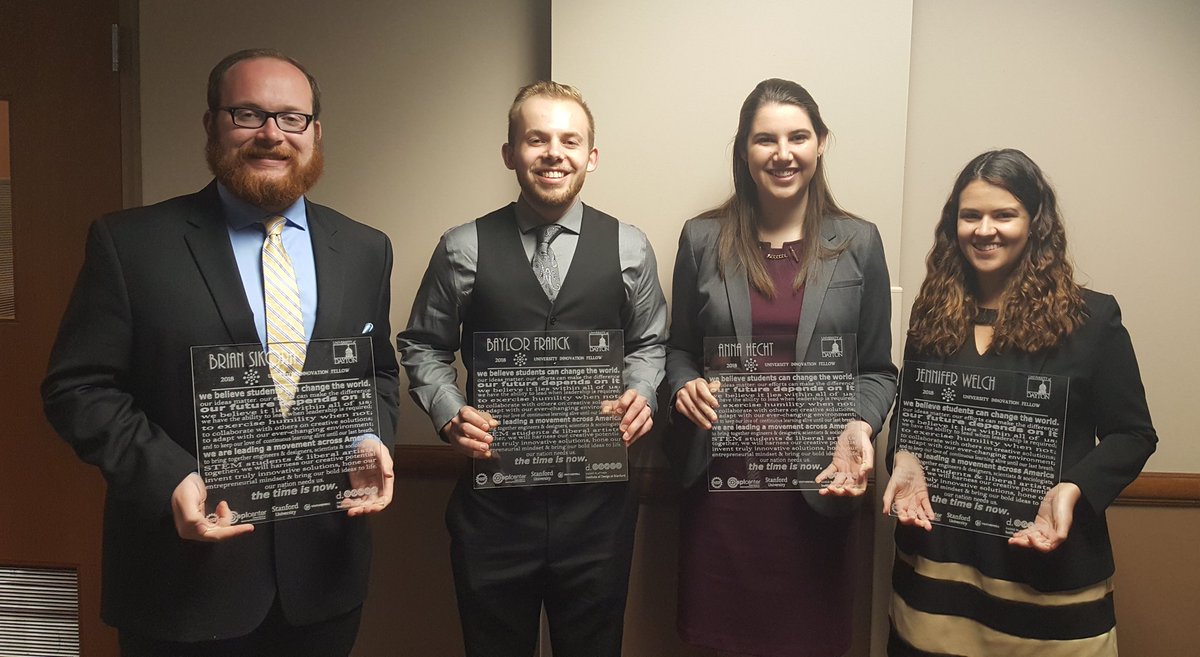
[629,381,659,414]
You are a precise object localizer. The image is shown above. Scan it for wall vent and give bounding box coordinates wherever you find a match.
[0,566,81,656]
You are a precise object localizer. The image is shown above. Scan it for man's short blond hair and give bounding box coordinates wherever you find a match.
[506,81,595,147]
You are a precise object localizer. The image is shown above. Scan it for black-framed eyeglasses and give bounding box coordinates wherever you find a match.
[219,107,315,133]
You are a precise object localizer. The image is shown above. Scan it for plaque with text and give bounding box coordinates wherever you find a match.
[894,361,1069,537]
[472,330,626,488]
[191,337,380,524]
[704,334,858,492]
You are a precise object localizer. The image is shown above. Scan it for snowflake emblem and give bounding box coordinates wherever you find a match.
[743,358,758,372]
[514,353,527,367]
[243,369,260,385]
[941,387,955,402]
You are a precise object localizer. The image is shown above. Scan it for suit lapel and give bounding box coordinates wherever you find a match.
[307,202,345,340]
[183,183,258,344]
[795,223,846,356]
[725,265,752,342]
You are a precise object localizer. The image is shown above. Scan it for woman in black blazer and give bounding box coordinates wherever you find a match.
[665,78,897,657]
[883,149,1157,656]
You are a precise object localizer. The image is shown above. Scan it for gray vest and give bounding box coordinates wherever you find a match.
[463,203,624,404]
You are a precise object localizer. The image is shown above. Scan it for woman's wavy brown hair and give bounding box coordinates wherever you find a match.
[706,78,854,297]
[908,149,1086,355]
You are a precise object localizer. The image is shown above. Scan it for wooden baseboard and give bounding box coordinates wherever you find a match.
[1112,472,1200,507]
[392,445,1200,507]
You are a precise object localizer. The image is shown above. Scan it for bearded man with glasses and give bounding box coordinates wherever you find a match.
[42,49,400,657]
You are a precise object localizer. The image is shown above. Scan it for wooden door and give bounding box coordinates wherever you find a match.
[0,1,126,655]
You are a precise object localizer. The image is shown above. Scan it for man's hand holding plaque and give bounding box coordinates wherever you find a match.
[171,473,255,542]
[340,439,396,517]
[442,405,500,459]
[601,388,654,445]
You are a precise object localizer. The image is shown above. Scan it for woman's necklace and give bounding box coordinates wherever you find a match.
[763,245,800,261]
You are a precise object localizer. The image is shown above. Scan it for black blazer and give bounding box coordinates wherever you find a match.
[890,290,1158,589]
[42,182,400,641]
[664,215,898,508]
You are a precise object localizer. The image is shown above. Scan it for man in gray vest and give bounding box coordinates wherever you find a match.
[398,81,667,657]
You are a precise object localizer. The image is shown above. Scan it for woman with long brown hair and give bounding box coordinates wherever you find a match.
[665,78,896,656]
[884,149,1157,656]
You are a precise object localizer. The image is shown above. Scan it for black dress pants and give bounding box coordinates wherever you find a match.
[118,597,362,657]
[447,478,640,657]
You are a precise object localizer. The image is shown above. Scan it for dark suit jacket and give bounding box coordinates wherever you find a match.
[663,215,898,508]
[890,289,1158,590]
[41,181,400,641]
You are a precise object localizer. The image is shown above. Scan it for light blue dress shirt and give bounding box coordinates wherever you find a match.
[218,183,318,347]
[217,184,380,446]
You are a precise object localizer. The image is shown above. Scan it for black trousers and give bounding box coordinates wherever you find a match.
[118,598,362,657]
[447,478,640,657]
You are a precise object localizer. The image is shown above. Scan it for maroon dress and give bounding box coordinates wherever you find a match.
[678,240,854,657]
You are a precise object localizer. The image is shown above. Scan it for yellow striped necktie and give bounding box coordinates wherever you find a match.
[262,216,306,415]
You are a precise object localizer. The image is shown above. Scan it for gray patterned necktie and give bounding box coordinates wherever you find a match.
[531,223,565,301]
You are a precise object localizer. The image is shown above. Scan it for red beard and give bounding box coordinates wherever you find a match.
[206,138,324,212]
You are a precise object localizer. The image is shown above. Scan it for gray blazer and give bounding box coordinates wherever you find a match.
[664,214,898,498]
